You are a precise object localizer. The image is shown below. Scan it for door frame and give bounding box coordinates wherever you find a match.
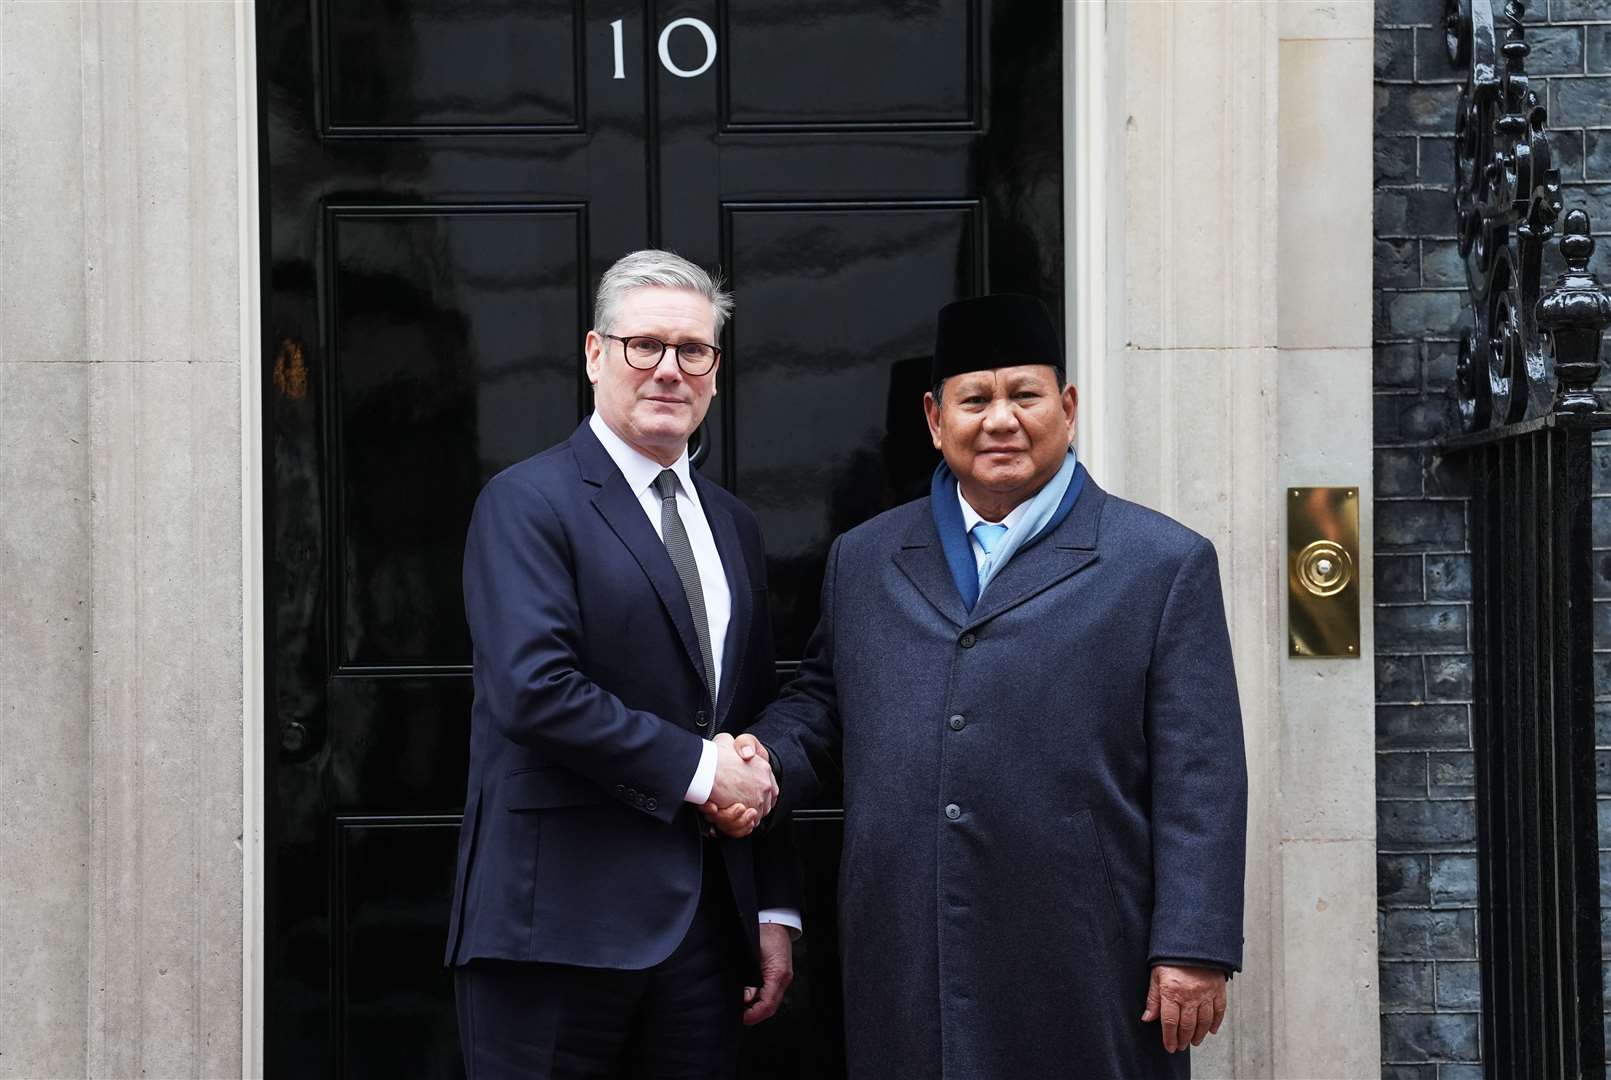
[238,3,267,1076]
[236,4,1109,1074]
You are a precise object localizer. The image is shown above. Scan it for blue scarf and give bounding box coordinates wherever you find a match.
[931,450,1087,611]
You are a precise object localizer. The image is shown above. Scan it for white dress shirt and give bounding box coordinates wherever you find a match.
[957,486,1033,570]
[588,413,800,935]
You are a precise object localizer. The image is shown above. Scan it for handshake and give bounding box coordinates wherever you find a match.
[700,732,776,839]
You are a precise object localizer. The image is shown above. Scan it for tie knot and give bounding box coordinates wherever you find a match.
[972,522,1009,555]
[653,469,679,500]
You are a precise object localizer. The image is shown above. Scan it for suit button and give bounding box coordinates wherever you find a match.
[695,709,709,728]
[945,803,962,821]
[959,632,976,648]
[948,714,966,731]
[615,784,625,795]
[646,798,658,811]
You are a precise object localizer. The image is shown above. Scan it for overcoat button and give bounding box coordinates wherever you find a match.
[695,709,709,727]
[944,803,962,820]
[615,784,625,795]
[646,798,657,811]
[948,714,966,731]
[959,633,976,648]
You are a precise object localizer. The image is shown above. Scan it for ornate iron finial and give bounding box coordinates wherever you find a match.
[1536,210,1611,413]
[1447,0,1596,432]
[1502,1,1528,55]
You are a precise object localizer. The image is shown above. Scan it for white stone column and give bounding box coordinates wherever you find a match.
[0,9,94,1076]
[1100,1,1381,1075]
[1273,4,1380,1078]
[0,3,250,1075]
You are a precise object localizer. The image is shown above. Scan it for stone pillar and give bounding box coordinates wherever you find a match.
[1271,5,1380,1078]
[0,8,94,1076]
[1103,1,1381,1075]
[0,4,249,1076]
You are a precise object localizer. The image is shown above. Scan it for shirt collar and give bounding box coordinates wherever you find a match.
[589,411,695,499]
[957,484,1032,534]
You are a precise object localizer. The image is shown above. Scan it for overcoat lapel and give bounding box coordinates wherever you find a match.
[698,479,752,730]
[571,424,711,698]
[892,510,970,629]
[966,479,1108,629]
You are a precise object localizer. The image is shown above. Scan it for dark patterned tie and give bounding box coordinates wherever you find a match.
[654,469,716,703]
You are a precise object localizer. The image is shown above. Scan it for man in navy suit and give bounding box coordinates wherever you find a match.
[715,295,1247,1079]
[447,250,800,1079]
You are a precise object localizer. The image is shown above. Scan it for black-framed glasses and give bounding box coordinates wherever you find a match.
[606,334,722,376]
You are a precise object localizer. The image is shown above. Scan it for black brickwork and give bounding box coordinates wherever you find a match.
[1375,1,1611,1075]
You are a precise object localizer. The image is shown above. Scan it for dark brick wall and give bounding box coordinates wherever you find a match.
[1375,1,1611,1077]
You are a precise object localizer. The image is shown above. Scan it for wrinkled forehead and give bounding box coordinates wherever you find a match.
[946,363,1061,393]
[613,286,716,333]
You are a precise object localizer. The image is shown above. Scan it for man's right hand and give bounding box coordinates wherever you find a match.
[708,732,778,822]
[703,734,776,838]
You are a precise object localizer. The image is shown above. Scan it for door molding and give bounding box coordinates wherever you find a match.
[237,3,266,1076]
[1067,0,1111,486]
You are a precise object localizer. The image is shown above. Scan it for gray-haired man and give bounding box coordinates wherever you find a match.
[446,250,800,1078]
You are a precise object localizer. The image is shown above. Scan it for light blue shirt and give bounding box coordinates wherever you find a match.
[957,488,1032,572]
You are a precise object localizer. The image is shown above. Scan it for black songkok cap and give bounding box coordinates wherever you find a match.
[931,293,1061,385]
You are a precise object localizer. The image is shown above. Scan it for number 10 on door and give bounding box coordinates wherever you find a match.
[611,17,718,80]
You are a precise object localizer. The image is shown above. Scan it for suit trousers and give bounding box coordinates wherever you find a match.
[454,841,747,1080]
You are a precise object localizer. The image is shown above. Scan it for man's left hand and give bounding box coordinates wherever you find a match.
[1141,964,1227,1052]
[742,922,794,1025]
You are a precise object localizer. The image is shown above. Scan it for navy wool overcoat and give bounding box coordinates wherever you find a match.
[751,473,1248,1080]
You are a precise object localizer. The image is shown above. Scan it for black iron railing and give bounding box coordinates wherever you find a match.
[1442,2,1611,1076]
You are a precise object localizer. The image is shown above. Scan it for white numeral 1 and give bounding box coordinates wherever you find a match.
[611,19,625,80]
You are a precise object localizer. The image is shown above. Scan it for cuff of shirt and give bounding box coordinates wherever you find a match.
[758,908,803,940]
[683,740,718,805]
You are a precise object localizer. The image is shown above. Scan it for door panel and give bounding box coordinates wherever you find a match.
[261,1,1061,1074]
[721,1,977,128]
[322,0,583,132]
[328,206,587,670]
[725,203,982,657]
[334,816,464,1079]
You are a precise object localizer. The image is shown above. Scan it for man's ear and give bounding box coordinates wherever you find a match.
[583,330,604,385]
[923,391,943,450]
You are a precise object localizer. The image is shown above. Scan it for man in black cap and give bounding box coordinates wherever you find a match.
[706,294,1248,1079]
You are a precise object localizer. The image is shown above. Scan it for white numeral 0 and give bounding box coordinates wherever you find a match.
[610,17,718,81]
[657,17,717,78]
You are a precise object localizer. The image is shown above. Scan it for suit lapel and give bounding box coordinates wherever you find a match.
[965,480,1108,629]
[573,424,710,696]
[892,509,969,628]
[698,484,752,731]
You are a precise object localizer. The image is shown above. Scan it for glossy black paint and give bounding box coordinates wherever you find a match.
[260,1,1061,1074]
[1449,418,1608,1080]
[1442,4,1611,1076]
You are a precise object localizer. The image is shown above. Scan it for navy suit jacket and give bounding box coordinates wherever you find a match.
[444,420,798,977]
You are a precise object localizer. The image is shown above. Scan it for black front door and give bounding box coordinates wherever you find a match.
[260,3,1062,1075]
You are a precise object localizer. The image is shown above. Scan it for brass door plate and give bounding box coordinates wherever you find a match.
[1288,487,1360,658]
